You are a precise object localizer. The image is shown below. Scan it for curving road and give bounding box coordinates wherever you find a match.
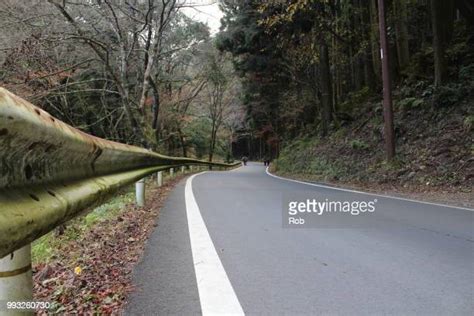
[126,162,474,315]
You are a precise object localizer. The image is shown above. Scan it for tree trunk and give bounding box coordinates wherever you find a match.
[393,0,410,70]
[209,123,217,162]
[319,42,333,137]
[370,0,382,85]
[360,0,376,91]
[441,0,455,42]
[431,0,455,86]
[150,78,161,130]
[355,0,368,90]
[355,56,364,91]
[349,45,356,89]
[178,128,187,157]
[364,49,376,91]
[431,0,445,87]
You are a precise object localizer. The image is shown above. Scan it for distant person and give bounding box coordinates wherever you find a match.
[242,156,248,166]
[264,158,271,166]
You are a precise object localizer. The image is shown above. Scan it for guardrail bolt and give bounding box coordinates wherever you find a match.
[157,171,163,187]
[135,178,145,207]
[170,168,174,177]
[0,244,33,306]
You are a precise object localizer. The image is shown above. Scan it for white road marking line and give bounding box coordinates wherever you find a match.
[185,173,245,316]
[265,167,474,211]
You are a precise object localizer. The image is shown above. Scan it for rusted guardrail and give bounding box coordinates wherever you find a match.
[0,87,239,306]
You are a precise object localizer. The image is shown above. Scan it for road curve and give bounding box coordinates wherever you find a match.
[126,162,474,315]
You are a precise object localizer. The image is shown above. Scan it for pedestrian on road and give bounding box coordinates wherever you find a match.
[242,156,248,166]
[263,157,271,166]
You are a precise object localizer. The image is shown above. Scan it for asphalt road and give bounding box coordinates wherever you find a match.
[126,162,474,315]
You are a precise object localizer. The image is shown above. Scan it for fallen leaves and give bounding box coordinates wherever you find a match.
[33,175,188,314]
[74,266,82,276]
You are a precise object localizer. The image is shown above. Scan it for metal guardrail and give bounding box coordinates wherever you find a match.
[0,87,239,306]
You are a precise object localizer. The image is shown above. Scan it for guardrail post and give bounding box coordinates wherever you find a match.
[135,179,145,207]
[157,171,163,187]
[0,244,33,307]
[190,165,193,172]
[170,168,174,178]
[181,166,185,174]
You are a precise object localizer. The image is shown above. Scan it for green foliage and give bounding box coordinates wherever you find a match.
[32,189,134,264]
[405,48,433,81]
[83,192,133,228]
[446,28,472,68]
[432,83,467,107]
[332,127,346,139]
[377,157,405,172]
[350,139,370,150]
[307,159,342,180]
[464,115,474,132]
[31,236,56,264]
[340,87,371,113]
[275,138,316,171]
[184,118,212,159]
[399,80,430,99]
[397,97,425,111]
[459,64,474,82]
[274,137,344,180]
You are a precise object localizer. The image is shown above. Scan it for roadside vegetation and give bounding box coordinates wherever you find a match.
[32,190,135,265]
[32,174,184,314]
[217,0,473,204]
[271,100,473,207]
[0,1,244,162]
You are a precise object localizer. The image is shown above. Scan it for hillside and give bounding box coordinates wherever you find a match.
[272,89,473,207]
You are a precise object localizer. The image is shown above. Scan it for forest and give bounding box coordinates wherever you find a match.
[217,0,473,192]
[0,0,243,162]
[1,0,473,190]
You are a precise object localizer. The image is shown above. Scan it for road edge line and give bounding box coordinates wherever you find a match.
[265,167,474,211]
[185,172,245,315]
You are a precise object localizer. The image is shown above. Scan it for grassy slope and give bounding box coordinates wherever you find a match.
[32,190,135,264]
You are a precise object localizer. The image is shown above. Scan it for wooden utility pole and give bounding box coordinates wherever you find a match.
[377,0,396,160]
